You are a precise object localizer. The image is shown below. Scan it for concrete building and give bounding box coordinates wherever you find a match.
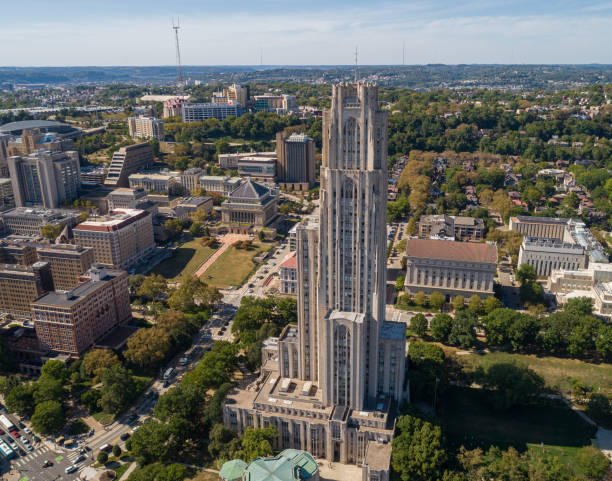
[32,265,131,356]
[509,216,570,241]
[220,179,278,230]
[106,188,149,211]
[198,175,241,195]
[518,237,588,278]
[104,143,153,187]
[172,196,213,221]
[0,178,14,209]
[127,116,164,141]
[0,207,79,236]
[276,131,316,190]
[182,103,243,122]
[80,166,108,185]
[162,97,187,118]
[224,84,403,478]
[403,238,497,300]
[6,129,74,158]
[212,84,249,109]
[0,240,38,265]
[279,251,297,295]
[128,171,182,195]
[35,244,95,291]
[8,150,81,208]
[418,214,485,241]
[237,154,277,181]
[237,449,319,481]
[0,262,53,319]
[0,134,9,176]
[73,209,155,270]
[219,152,275,170]
[179,167,206,193]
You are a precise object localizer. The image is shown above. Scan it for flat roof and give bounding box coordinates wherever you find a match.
[405,238,497,263]
[73,209,149,232]
[511,216,569,225]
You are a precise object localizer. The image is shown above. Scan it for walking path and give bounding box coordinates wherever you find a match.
[194,234,251,277]
[118,462,138,481]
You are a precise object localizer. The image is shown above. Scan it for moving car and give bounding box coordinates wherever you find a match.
[42,460,53,468]
[65,465,78,474]
[74,455,86,463]
[120,432,131,441]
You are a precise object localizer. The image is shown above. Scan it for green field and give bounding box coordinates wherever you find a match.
[455,350,612,401]
[151,239,216,281]
[203,242,272,289]
[439,386,596,469]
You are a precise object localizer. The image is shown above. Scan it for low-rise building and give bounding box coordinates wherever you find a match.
[73,209,155,270]
[198,175,241,195]
[509,216,570,241]
[518,237,588,278]
[128,171,182,195]
[418,214,485,241]
[182,103,243,122]
[106,188,148,210]
[403,238,497,300]
[0,207,79,236]
[0,262,53,319]
[237,154,277,181]
[279,251,297,295]
[32,265,131,356]
[80,166,108,185]
[173,196,213,221]
[179,167,206,193]
[220,179,278,231]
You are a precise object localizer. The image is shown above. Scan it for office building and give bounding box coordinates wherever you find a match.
[128,171,182,195]
[127,116,164,141]
[104,143,154,187]
[418,214,485,241]
[509,216,570,241]
[253,94,296,113]
[279,251,297,295]
[0,262,53,319]
[0,134,9,176]
[276,131,316,190]
[32,265,131,356]
[237,154,277,181]
[403,238,497,300]
[224,84,404,477]
[0,178,14,209]
[179,167,206,193]
[80,166,108,185]
[73,209,155,270]
[35,244,95,291]
[219,152,275,170]
[8,150,81,208]
[106,188,149,211]
[518,237,588,278]
[0,207,79,236]
[198,175,242,195]
[182,103,243,122]
[220,179,278,230]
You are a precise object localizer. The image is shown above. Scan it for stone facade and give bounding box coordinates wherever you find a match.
[220,179,278,230]
[418,214,485,241]
[518,237,588,278]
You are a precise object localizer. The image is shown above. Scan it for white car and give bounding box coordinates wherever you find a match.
[24,427,31,434]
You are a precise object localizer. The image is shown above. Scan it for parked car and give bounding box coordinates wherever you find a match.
[42,460,53,468]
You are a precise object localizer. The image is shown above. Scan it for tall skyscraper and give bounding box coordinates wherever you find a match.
[224,84,405,476]
[276,131,316,191]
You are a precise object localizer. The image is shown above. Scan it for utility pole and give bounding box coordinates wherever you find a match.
[172,18,183,85]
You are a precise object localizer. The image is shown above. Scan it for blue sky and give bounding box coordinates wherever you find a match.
[2,0,612,66]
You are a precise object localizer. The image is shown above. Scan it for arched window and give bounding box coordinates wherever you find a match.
[342,117,360,169]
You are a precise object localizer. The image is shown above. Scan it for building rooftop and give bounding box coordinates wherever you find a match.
[228,179,270,200]
[219,459,247,481]
[511,215,570,225]
[176,196,211,207]
[405,238,497,263]
[1,207,78,221]
[73,209,149,232]
[279,251,297,269]
[243,449,318,481]
[364,441,392,471]
[0,120,80,136]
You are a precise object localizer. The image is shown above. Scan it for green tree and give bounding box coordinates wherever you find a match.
[448,310,478,348]
[596,324,612,358]
[34,376,63,404]
[587,393,611,422]
[83,349,121,381]
[468,295,483,314]
[99,365,137,414]
[483,296,502,314]
[0,338,13,373]
[81,389,102,412]
[163,219,183,240]
[391,415,447,481]
[208,423,238,460]
[189,221,203,237]
[40,360,69,383]
[406,217,417,236]
[240,426,277,462]
[130,420,173,465]
[576,446,610,480]
[31,400,65,434]
[477,362,544,410]
[451,295,465,311]
[112,445,122,457]
[516,263,537,285]
[97,452,108,464]
[137,274,168,302]
[124,328,172,368]
[429,291,445,311]
[5,383,35,416]
[167,276,221,312]
[411,314,428,337]
[40,224,63,241]
[430,313,453,342]
[414,291,427,307]
[408,341,446,402]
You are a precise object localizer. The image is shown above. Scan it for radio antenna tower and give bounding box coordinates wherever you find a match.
[354,45,359,82]
[172,18,183,85]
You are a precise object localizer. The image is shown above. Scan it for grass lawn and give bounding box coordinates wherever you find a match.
[113,462,132,479]
[92,411,114,425]
[151,239,216,281]
[186,471,218,481]
[439,386,596,469]
[204,242,272,289]
[454,350,612,401]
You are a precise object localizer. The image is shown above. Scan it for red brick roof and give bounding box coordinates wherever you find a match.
[279,251,297,269]
[405,238,497,263]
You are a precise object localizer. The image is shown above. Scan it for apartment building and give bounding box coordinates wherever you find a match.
[104,143,153,187]
[32,265,131,356]
[8,150,81,208]
[0,262,53,319]
[0,207,80,236]
[35,244,95,290]
[73,209,155,270]
[173,196,213,221]
[127,116,164,141]
[403,238,497,299]
[276,131,316,190]
[182,103,243,122]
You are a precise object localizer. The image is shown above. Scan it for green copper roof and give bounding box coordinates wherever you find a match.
[243,449,318,481]
[219,459,248,481]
